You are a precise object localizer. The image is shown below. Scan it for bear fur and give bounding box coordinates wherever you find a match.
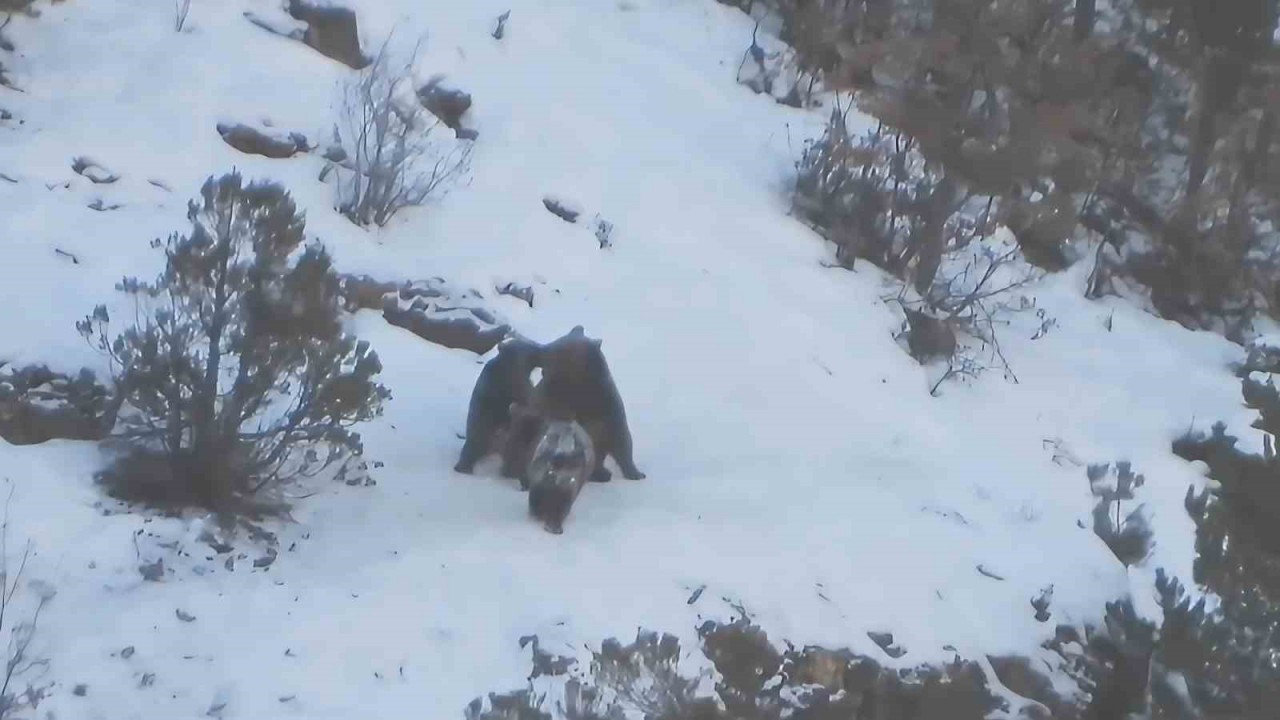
[524,417,595,534]
[531,326,645,483]
[454,338,543,476]
[506,401,549,489]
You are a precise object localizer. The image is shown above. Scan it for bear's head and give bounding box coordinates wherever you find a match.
[540,326,601,387]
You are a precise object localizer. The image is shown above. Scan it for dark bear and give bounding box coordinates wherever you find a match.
[506,401,548,489]
[524,417,594,534]
[454,338,543,475]
[533,326,645,483]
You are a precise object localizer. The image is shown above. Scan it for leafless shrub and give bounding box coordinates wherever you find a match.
[174,0,191,32]
[920,238,1042,393]
[332,37,472,228]
[0,487,53,719]
[801,107,1040,392]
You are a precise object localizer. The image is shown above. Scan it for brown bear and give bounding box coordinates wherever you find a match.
[505,401,549,489]
[454,337,543,476]
[523,416,595,534]
[530,326,645,483]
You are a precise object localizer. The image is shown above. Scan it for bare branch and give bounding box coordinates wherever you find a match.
[174,0,191,32]
[0,490,50,718]
[332,34,472,228]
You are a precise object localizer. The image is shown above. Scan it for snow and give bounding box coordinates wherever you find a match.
[0,0,1267,717]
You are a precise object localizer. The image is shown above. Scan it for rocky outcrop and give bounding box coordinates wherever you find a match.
[338,275,513,355]
[217,122,309,159]
[0,365,116,445]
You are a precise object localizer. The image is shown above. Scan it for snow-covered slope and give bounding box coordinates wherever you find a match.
[0,0,1264,717]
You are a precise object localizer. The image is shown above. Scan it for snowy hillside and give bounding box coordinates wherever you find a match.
[0,0,1268,718]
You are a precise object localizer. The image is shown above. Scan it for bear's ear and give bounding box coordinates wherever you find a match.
[569,325,585,337]
[590,338,602,348]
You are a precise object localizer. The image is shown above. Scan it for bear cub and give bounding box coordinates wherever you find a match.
[524,414,595,534]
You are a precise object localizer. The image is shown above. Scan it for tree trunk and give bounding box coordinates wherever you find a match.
[1187,55,1221,196]
[1224,106,1274,257]
[912,175,959,295]
[1074,0,1096,42]
[192,226,235,505]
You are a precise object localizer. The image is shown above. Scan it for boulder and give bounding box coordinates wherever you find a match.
[217,123,308,159]
[0,365,114,445]
[418,77,472,130]
[287,0,369,70]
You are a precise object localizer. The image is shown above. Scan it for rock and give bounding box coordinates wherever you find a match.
[216,123,307,159]
[73,684,88,697]
[0,401,106,444]
[496,282,534,308]
[976,563,1006,581]
[492,10,510,40]
[790,647,851,692]
[202,533,234,554]
[287,0,368,70]
[383,302,509,355]
[341,275,514,355]
[71,157,119,184]
[904,308,957,364]
[0,365,114,445]
[243,9,307,40]
[867,630,907,658]
[911,662,1002,720]
[543,197,580,224]
[988,655,1069,718]
[88,199,123,212]
[417,77,472,132]
[1004,194,1074,271]
[456,127,480,141]
[321,144,348,164]
[139,559,165,582]
[338,274,400,312]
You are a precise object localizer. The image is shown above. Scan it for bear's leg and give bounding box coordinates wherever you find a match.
[454,433,487,474]
[501,425,539,487]
[583,420,613,483]
[610,425,646,480]
[499,436,527,481]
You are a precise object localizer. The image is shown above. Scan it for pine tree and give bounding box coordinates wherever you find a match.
[79,172,390,514]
